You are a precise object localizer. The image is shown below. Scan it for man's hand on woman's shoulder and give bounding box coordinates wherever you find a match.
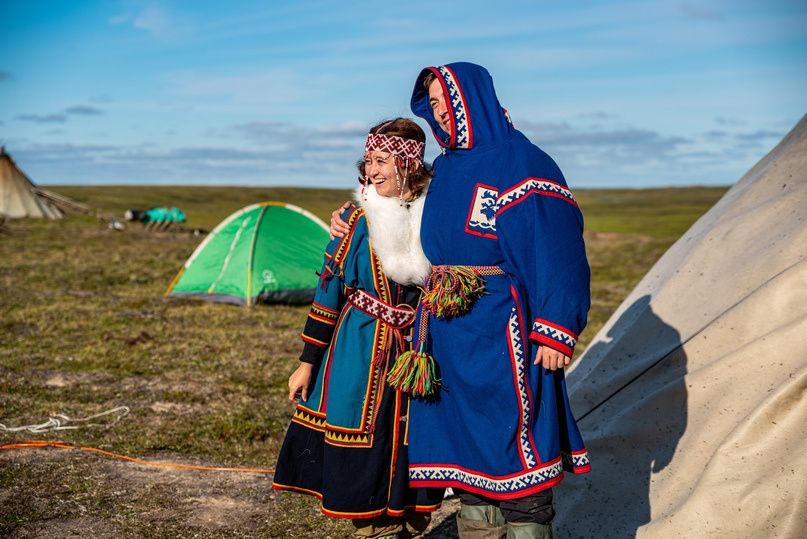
[329,201,352,239]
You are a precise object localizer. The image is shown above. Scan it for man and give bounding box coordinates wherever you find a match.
[333,63,591,538]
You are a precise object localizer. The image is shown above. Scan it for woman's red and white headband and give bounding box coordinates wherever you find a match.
[364,132,425,162]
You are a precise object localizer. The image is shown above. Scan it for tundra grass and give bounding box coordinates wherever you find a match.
[0,185,727,538]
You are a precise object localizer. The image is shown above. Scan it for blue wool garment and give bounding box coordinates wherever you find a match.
[407,62,592,499]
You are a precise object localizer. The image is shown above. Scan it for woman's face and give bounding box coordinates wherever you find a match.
[364,151,399,198]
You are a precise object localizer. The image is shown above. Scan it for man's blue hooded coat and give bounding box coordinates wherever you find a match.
[407,62,591,498]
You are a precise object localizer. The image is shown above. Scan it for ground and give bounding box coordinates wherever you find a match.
[1,446,460,538]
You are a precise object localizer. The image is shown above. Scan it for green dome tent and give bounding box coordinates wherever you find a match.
[165,202,329,306]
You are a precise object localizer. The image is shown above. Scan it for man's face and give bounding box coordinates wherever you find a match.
[428,78,450,134]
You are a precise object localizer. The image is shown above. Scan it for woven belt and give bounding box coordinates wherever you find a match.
[422,264,505,319]
[347,288,416,329]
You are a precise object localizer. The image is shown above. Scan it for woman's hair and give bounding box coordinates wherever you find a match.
[357,117,433,197]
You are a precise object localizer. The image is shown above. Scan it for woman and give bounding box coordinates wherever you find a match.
[272,118,443,539]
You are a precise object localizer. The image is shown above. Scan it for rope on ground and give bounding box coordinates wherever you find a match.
[0,440,275,474]
[0,406,130,433]
[1,406,275,473]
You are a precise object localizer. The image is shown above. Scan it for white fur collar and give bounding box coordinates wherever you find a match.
[354,183,431,287]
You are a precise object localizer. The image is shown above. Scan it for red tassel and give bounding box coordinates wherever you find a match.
[387,343,440,397]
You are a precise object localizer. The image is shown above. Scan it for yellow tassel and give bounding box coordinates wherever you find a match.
[387,345,440,397]
[422,265,487,318]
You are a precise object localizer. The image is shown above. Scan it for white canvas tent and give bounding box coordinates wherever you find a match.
[0,148,64,219]
[554,115,807,538]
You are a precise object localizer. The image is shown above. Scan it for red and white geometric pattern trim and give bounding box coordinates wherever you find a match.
[410,459,564,494]
[438,65,471,149]
[496,178,578,216]
[365,133,425,161]
[347,288,416,329]
[508,305,537,468]
[562,450,591,471]
[530,318,578,356]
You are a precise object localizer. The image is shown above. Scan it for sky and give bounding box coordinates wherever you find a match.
[1,0,805,189]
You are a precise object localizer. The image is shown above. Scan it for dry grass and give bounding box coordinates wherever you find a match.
[0,185,727,538]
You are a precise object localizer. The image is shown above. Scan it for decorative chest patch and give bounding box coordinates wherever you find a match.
[465,184,498,238]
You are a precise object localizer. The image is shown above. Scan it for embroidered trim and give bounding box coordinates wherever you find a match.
[271,483,442,519]
[365,132,425,161]
[496,178,578,216]
[438,65,471,149]
[562,450,592,472]
[329,207,364,271]
[507,301,537,469]
[291,407,325,431]
[308,303,339,323]
[300,335,328,347]
[347,288,416,329]
[409,459,564,495]
[292,399,375,448]
[324,429,371,447]
[530,318,578,357]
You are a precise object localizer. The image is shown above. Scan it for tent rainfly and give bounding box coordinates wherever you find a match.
[165,202,330,306]
[0,148,64,219]
[553,115,807,537]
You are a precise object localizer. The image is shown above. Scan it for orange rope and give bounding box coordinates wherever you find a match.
[1,440,275,474]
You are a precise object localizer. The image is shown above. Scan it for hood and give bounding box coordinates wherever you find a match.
[410,62,513,152]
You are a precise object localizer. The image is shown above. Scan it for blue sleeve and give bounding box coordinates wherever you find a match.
[495,178,590,357]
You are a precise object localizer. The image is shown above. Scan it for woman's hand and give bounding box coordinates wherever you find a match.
[534,344,570,371]
[288,363,314,403]
[329,201,352,240]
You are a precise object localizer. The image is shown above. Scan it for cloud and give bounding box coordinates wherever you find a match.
[13,106,104,124]
[679,4,724,20]
[133,5,171,36]
[518,121,690,159]
[508,118,786,187]
[15,113,68,124]
[67,105,104,116]
[10,119,371,186]
[714,116,747,127]
[735,130,783,142]
[232,120,298,140]
[232,120,366,146]
[578,111,618,120]
[108,14,130,25]
[11,115,786,190]
[109,4,183,39]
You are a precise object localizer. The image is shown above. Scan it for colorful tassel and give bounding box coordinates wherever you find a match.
[387,343,440,397]
[422,265,487,319]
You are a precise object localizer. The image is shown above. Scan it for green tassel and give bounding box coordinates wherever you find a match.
[422,266,487,319]
[387,345,440,397]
